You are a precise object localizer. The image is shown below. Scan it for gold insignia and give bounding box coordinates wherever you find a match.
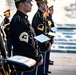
[37,24,44,31]
[25,16,27,19]
[48,21,52,26]
[19,32,28,43]
[45,41,49,46]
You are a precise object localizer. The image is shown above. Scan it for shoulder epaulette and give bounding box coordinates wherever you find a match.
[14,15,21,22]
[36,12,41,18]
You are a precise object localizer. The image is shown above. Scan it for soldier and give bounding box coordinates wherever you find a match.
[0,9,12,57]
[45,5,55,74]
[0,9,10,41]
[3,9,12,57]
[10,0,42,75]
[32,0,51,75]
[47,5,55,48]
[3,9,10,25]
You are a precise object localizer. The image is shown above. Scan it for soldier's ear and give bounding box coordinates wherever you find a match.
[19,2,24,8]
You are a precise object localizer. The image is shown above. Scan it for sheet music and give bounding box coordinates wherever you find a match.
[7,55,36,67]
[50,27,58,32]
[48,32,57,36]
[34,34,50,43]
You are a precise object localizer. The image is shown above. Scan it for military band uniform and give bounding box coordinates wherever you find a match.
[10,10,42,75]
[2,9,12,57]
[32,9,50,75]
[45,6,55,74]
[10,10,41,62]
[10,0,42,75]
[44,14,55,74]
[32,1,54,75]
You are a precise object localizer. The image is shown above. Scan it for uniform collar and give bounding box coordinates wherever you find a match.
[17,10,28,19]
[38,9,43,15]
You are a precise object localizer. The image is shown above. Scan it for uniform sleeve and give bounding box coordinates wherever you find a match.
[32,15,45,35]
[47,15,55,44]
[48,15,55,27]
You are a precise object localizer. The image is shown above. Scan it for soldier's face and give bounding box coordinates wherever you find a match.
[23,1,32,12]
[5,13,10,18]
[41,2,47,11]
